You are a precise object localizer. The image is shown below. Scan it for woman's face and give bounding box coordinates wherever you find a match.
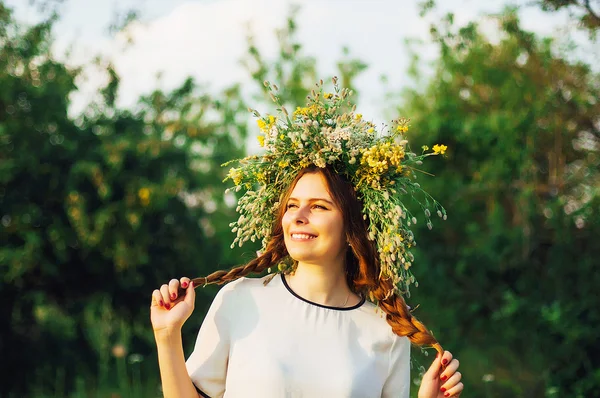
[282,172,347,267]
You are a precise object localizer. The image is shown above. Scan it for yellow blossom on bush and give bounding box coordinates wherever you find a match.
[138,187,151,206]
[138,188,150,200]
[227,168,243,185]
[257,135,265,147]
[433,144,448,155]
[324,93,333,99]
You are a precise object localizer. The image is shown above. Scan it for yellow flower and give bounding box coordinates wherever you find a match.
[138,188,150,200]
[257,135,265,147]
[257,119,266,131]
[278,160,289,168]
[268,115,276,124]
[68,192,80,203]
[324,93,333,99]
[367,128,374,134]
[396,125,408,133]
[355,113,362,120]
[279,134,285,140]
[227,168,243,185]
[422,145,429,151]
[433,144,448,155]
[127,213,140,227]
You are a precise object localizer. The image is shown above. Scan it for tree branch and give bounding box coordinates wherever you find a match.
[583,0,600,24]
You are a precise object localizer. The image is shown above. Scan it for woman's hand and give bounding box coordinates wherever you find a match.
[418,351,463,398]
[150,277,195,334]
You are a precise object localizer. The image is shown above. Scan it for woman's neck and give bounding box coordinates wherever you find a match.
[286,262,356,307]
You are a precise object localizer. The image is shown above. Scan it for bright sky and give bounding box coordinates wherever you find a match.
[7,0,588,124]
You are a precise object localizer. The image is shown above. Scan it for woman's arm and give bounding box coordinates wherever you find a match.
[154,328,200,398]
[151,277,200,398]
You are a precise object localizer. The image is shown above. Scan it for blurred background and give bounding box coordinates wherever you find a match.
[0,0,598,396]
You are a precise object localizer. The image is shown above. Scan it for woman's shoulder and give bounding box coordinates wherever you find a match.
[217,273,276,296]
[355,300,410,342]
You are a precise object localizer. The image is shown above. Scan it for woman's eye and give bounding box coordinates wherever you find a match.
[313,204,328,210]
[286,203,298,209]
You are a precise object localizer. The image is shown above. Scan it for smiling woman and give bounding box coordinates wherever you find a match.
[149,79,463,398]
[283,173,348,279]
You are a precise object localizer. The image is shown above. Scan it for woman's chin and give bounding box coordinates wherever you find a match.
[287,249,318,264]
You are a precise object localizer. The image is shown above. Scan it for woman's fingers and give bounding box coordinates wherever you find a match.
[440,350,453,368]
[168,278,180,301]
[151,289,163,307]
[160,284,172,309]
[440,357,462,397]
[180,277,191,289]
[442,380,463,397]
[183,279,195,308]
[152,278,191,310]
[440,358,459,381]
[441,369,461,391]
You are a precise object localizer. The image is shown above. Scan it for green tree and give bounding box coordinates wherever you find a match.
[0,3,248,394]
[242,5,368,111]
[399,9,599,397]
[538,0,600,35]
[0,2,371,394]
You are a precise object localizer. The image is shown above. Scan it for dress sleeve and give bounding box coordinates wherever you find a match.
[381,335,411,398]
[185,283,236,398]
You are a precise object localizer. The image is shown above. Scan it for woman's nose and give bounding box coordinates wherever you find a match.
[293,207,309,224]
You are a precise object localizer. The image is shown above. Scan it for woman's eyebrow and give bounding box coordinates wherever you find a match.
[288,197,335,206]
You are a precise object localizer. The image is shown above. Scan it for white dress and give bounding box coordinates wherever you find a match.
[185,273,411,398]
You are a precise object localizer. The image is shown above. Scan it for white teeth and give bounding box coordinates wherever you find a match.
[291,233,316,240]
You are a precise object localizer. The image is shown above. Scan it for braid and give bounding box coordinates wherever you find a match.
[188,237,287,289]
[372,277,443,355]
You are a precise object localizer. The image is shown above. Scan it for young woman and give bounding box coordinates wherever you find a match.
[150,81,463,397]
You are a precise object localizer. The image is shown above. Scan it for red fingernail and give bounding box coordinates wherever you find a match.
[165,303,170,309]
[171,293,176,300]
[442,359,448,365]
[440,387,446,392]
[159,300,164,307]
[182,282,188,288]
[444,393,450,397]
[441,375,448,381]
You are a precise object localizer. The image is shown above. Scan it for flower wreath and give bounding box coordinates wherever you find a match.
[224,78,447,294]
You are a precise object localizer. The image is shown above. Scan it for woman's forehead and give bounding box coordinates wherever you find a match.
[291,173,332,199]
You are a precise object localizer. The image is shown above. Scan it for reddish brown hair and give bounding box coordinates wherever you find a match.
[194,166,442,353]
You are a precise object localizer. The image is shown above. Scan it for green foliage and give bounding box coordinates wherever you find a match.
[0,6,248,395]
[241,5,368,110]
[538,0,600,36]
[0,3,369,395]
[400,10,600,397]
[2,1,598,396]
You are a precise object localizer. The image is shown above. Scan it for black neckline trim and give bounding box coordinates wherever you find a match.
[193,383,211,398]
[280,273,365,311]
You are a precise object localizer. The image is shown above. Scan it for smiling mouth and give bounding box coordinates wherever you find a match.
[290,233,317,240]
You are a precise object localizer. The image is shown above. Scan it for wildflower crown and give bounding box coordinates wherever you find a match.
[225,78,447,294]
